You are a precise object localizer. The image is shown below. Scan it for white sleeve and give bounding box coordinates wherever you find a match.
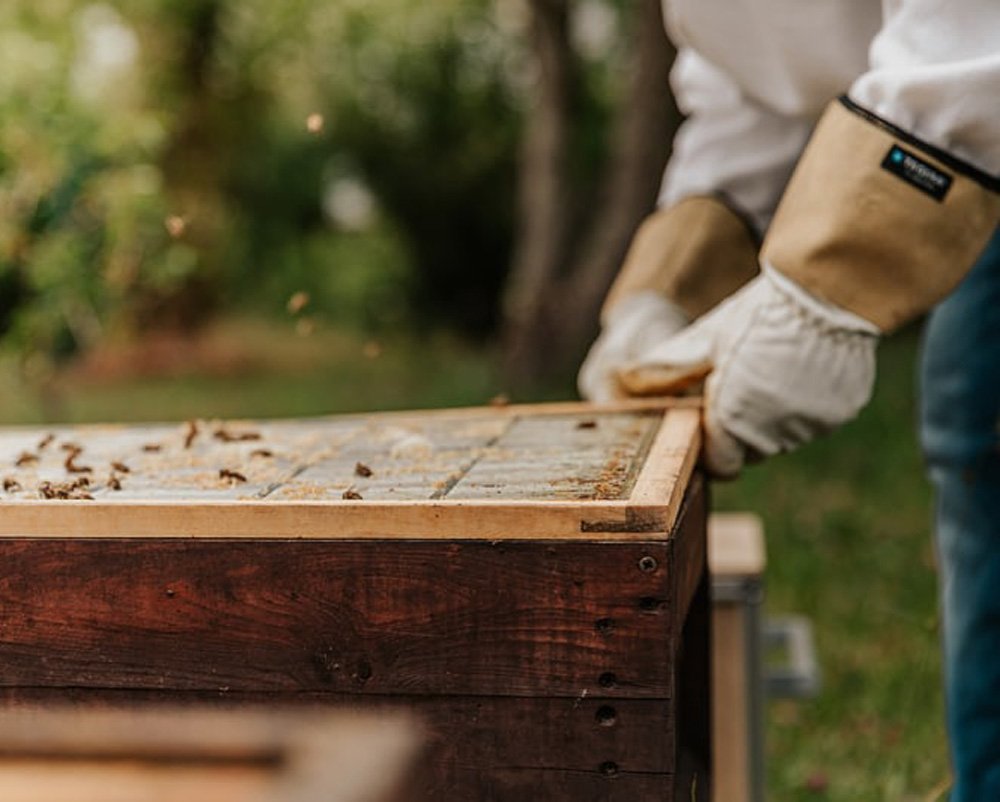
[659,49,814,233]
[850,0,1000,177]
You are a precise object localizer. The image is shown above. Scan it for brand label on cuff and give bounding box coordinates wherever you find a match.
[881,145,953,201]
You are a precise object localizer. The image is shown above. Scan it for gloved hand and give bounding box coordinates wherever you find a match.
[577,292,689,403]
[579,196,761,404]
[618,263,880,477]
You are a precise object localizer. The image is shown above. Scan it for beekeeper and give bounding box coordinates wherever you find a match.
[578,2,1000,798]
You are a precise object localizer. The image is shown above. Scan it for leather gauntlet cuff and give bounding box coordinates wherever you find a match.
[763,98,1000,332]
[602,195,760,323]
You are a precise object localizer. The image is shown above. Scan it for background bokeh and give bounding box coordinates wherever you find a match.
[1,0,679,416]
[0,1,946,799]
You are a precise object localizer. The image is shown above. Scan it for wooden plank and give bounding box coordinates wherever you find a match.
[670,478,712,801]
[707,511,763,802]
[0,762,272,802]
[675,573,712,802]
[0,756,669,802]
[419,766,670,802]
[708,513,766,579]
[712,605,750,802]
[672,473,710,629]
[306,397,700,421]
[0,539,677,698]
[0,691,676,775]
[0,707,419,802]
[628,407,701,531]
[0,693,678,801]
[0,498,669,540]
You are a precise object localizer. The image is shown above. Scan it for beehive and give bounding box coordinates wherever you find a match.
[0,400,709,801]
[0,707,419,802]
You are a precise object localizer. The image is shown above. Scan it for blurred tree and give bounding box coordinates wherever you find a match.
[324,29,519,335]
[0,0,678,403]
[134,0,234,330]
[223,0,522,336]
[502,0,679,386]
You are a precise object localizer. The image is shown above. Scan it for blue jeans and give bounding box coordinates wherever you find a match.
[920,228,1000,801]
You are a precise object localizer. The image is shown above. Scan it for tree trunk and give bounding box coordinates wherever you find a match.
[502,0,679,390]
[146,0,231,332]
[555,0,679,360]
[501,0,577,383]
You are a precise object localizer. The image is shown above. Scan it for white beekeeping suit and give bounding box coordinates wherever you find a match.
[580,0,1000,475]
[662,0,1000,232]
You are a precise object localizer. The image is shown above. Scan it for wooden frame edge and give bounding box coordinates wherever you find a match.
[0,498,672,540]
[627,408,702,534]
[0,404,703,540]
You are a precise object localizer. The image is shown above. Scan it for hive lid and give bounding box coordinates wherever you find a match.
[0,400,701,540]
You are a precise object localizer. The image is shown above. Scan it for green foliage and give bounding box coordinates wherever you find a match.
[0,0,540,364]
[0,0,635,366]
[0,1,199,375]
[220,0,525,335]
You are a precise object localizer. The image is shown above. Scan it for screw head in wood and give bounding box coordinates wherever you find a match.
[638,555,658,573]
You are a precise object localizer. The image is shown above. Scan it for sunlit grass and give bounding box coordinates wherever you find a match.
[716,331,949,801]
[0,319,509,425]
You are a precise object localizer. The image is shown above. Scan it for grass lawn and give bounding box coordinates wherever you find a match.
[714,331,949,801]
[0,320,948,800]
[0,320,513,425]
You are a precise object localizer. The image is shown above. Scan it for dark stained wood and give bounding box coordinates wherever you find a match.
[0,691,676,775]
[675,574,712,801]
[672,472,709,636]
[0,698,672,802]
[419,765,671,802]
[0,540,674,698]
[672,476,712,800]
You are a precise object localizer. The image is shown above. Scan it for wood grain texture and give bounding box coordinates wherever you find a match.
[0,498,651,540]
[0,692,676,775]
[0,698,672,802]
[711,605,750,802]
[417,766,671,802]
[672,473,710,631]
[0,539,678,698]
[629,407,702,531]
[0,477,709,800]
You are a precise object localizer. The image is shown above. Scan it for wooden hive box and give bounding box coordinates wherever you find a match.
[0,400,709,801]
[0,707,420,802]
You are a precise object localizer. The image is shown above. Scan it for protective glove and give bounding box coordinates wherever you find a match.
[619,263,879,477]
[578,196,759,403]
[578,292,689,403]
[617,97,1000,476]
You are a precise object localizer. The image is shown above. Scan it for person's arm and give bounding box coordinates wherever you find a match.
[624,1,1000,474]
[766,0,1000,331]
[658,48,814,235]
[579,48,810,401]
